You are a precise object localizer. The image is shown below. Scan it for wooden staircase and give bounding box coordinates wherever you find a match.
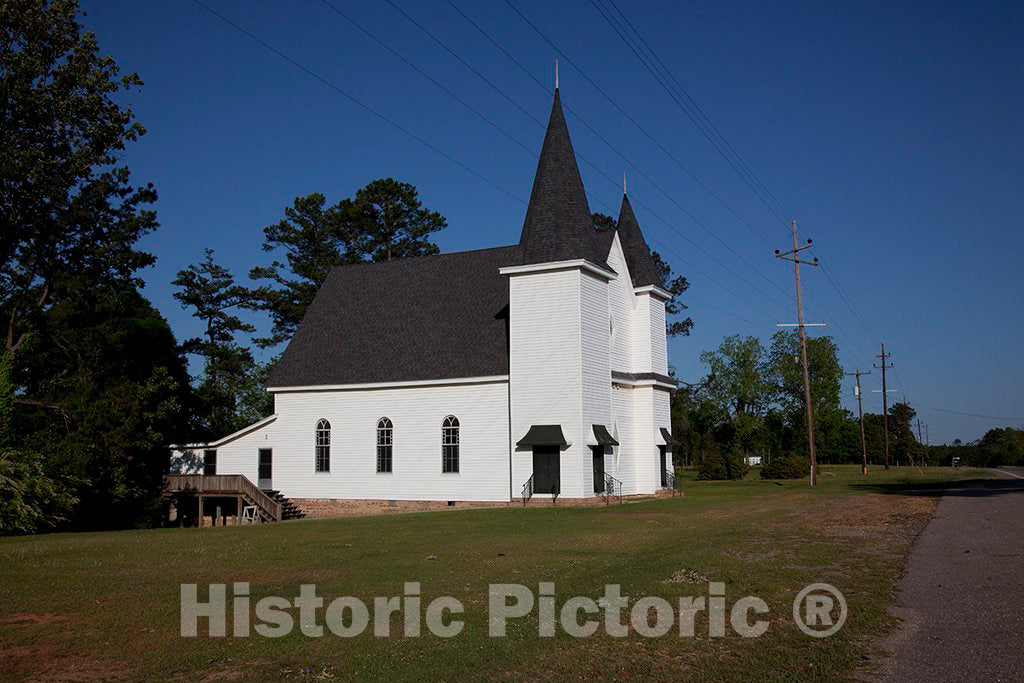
[164,474,282,524]
[261,489,306,520]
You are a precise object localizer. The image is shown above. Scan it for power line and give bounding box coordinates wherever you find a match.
[602,0,788,222]
[200,0,891,388]
[189,0,525,206]
[912,404,1024,423]
[584,0,886,365]
[491,0,877,364]
[382,0,796,317]
[585,0,791,227]
[488,0,777,248]
[192,0,787,329]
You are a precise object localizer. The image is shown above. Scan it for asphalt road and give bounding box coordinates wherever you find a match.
[875,467,1024,681]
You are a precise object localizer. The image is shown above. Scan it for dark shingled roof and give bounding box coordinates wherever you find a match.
[519,90,611,271]
[267,246,520,387]
[266,91,665,389]
[616,193,663,288]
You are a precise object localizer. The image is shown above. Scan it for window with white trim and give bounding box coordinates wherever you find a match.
[442,415,459,473]
[377,417,393,473]
[315,418,331,472]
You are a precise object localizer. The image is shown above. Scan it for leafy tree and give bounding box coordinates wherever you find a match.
[14,287,192,530]
[592,212,616,232]
[699,335,771,455]
[0,448,78,534]
[651,251,692,337]
[248,193,361,347]
[696,446,748,480]
[1,0,157,435]
[889,401,920,466]
[342,178,446,262]
[700,335,769,420]
[766,331,843,416]
[759,455,805,480]
[249,180,447,348]
[173,249,263,438]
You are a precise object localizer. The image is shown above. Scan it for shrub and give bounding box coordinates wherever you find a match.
[759,455,807,480]
[696,449,748,481]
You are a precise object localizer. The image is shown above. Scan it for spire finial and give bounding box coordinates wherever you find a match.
[623,173,627,195]
[555,59,559,90]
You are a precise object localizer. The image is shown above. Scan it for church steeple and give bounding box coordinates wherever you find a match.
[518,90,608,269]
[616,192,662,288]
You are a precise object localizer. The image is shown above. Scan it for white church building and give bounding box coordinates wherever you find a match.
[170,90,679,507]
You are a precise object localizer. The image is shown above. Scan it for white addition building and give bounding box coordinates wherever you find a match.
[170,90,679,507]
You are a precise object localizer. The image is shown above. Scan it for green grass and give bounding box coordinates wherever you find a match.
[0,465,990,681]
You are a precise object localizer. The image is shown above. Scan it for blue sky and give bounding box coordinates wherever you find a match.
[79,0,1023,443]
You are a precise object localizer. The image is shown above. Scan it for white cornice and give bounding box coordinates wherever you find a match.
[268,375,510,393]
[634,284,672,300]
[612,378,676,390]
[499,259,616,281]
[169,414,278,450]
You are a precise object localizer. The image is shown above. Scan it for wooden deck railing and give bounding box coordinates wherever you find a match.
[164,474,282,521]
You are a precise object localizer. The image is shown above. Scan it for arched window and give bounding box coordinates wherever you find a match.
[315,418,331,472]
[442,415,459,473]
[376,417,393,473]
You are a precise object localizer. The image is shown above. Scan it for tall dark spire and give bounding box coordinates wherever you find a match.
[519,90,608,269]
[616,193,663,288]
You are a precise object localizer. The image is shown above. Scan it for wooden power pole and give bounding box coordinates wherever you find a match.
[874,343,894,469]
[847,370,870,475]
[776,220,820,486]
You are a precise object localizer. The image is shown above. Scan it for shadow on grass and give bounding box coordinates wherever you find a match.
[850,477,1024,498]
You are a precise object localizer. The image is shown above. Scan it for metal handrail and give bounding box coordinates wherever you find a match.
[604,473,623,504]
[666,470,678,497]
[164,474,282,521]
[521,474,534,506]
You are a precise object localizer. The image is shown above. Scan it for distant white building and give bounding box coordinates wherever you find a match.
[170,90,678,505]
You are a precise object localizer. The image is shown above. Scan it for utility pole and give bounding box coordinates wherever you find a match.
[902,395,914,467]
[775,220,820,486]
[874,343,894,469]
[847,370,870,475]
[917,418,925,467]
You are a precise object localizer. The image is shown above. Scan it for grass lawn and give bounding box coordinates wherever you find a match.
[0,465,991,681]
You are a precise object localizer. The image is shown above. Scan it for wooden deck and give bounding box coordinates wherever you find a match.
[164,474,282,523]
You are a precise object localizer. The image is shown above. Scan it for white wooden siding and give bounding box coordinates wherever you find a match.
[611,383,636,493]
[271,381,510,501]
[648,296,668,375]
[631,292,653,373]
[508,269,585,498]
[632,385,658,493]
[654,387,672,481]
[172,381,510,501]
[605,234,635,374]
[579,270,611,495]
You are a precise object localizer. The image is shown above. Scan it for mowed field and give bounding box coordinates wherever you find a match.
[0,465,990,681]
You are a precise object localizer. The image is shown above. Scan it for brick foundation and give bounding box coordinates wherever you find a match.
[292,491,676,519]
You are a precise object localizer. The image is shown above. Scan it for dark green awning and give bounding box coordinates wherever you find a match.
[592,424,619,446]
[516,425,569,448]
[660,428,680,447]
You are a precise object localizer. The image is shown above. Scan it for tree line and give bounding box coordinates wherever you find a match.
[670,333,1023,477]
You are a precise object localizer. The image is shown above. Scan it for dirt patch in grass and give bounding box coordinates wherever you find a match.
[0,612,69,625]
[0,642,136,682]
